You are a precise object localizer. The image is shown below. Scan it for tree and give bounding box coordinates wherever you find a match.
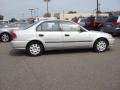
[0,15,4,20]
[44,0,51,13]
[43,13,51,17]
[68,11,77,14]
[9,18,17,22]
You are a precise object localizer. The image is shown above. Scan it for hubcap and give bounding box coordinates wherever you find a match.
[29,44,41,55]
[1,34,9,42]
[97,41,107,52]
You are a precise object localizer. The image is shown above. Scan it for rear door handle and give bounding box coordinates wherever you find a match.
[39,34,44,37]
[65,34,70,37]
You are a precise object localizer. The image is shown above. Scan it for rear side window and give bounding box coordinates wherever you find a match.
[37,21,60,31]
[106,16,118,22]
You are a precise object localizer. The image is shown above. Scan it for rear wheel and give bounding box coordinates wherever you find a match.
[26,42,44,56]
[94,39,108,52]
[0,33,11,42]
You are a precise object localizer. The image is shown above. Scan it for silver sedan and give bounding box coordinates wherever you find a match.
[11,20,114,56]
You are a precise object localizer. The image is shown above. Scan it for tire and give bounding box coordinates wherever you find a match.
[0,33,11,42]
[93,39,108,52]
[26,42,44,56]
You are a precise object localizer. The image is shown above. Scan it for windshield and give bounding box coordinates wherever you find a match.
[80,25,88,32]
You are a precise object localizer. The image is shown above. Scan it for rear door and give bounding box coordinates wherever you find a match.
[36,21,63,49]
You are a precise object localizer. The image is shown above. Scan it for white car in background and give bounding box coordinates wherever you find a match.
[0,22,32,42]
[11,20,114,56]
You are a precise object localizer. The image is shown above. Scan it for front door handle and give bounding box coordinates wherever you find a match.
[39,34,44,37]
[65,34,70,37]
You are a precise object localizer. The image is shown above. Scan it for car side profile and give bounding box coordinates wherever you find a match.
[11,20,114,56]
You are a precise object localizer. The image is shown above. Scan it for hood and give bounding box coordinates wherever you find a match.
[88,31,109,35]
[87,31,113,38]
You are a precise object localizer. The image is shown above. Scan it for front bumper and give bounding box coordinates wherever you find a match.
[108,38,115,46]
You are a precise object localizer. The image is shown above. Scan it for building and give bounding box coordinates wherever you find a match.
[51,12,109,20]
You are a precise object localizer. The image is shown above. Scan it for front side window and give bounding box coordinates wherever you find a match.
[37,21,59,31]
[60,21,80,31]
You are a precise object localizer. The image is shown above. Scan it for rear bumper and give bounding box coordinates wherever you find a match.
[11,41,28,50]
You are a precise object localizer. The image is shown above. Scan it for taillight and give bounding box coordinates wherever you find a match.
[12,32,17,39]
[112,22,120,25]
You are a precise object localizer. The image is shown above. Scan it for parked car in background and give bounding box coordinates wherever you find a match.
[0,20,9,28]
[101,16,120,35]
[0,22,32,42]
[77,17,87,27]
[84,16,108,30]
[11,20,114,56]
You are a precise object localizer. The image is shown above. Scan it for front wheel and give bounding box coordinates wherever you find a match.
[26,42,44,56]
[94,39,108,52]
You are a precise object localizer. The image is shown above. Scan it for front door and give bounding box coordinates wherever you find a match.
[60,21,90,48]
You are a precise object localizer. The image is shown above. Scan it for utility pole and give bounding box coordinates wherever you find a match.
[96,0,99,16]
[44,0,50,13]
[29,9,34,18]
[36,8,39,17]
[47,1,48,13]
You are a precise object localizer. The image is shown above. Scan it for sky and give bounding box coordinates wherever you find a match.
[0,0,120,20]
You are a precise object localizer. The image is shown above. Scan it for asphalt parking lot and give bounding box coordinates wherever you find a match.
[0,37,120,90]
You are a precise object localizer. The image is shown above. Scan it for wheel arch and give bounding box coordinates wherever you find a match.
[0,32,11,36]
[26,40,45,51]
[93,37,109,47]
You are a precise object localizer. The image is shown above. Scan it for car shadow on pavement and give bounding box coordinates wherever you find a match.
[43,49,94,55]
[9,48,102,56]
[9,49,27,56]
